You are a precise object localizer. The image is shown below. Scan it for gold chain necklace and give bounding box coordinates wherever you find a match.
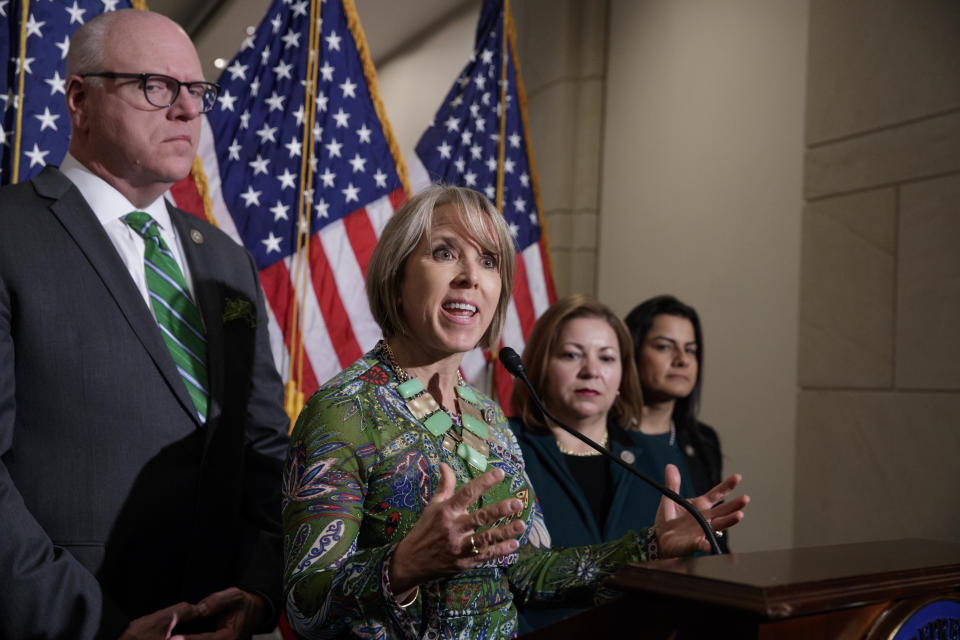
[376,340,490,471]
[379,340,465,396]
[556,429,609,456]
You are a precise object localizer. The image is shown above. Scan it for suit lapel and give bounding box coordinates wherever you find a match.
[37,167,201,427]
[606,436,637,538]
[532,431,604,537]
[168,205,224,440]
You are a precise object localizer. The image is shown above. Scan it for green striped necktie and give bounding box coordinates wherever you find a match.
[124,211,209,423]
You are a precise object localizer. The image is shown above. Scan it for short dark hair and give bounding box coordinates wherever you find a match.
[624,294,704,432]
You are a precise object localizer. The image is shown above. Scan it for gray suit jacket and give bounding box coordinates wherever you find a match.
[0,166,290,639]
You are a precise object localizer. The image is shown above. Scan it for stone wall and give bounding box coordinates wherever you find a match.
[512,0,608,296]
[796,0,960,545]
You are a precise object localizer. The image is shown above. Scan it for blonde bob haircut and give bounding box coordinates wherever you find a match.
[510,294,643,430]
[366,185,515,351]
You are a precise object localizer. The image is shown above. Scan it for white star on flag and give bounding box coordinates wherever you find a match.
[262,232,283,253]
[25,143,49,167]
[167,0,408,413]
[410,0,556,400]
[66,1,87,24]
[2,0,143,185]
[34,107,60,131]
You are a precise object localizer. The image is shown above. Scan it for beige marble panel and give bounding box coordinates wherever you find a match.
[549,247,573,297]
[572,211,599,250]
[513,0,607,90]
[547,247,596,298]
[804,112,960,199]
[799,190,895,388]
[795,390,960,547]
[806,0,960,144]
[543,210,573,249]
[571,78,605,212]
[527,81,578,212]
[568,248,597,296]
[573,0,608,79]
[896,173,960,389]
[513,0,574,90]
[543,210,599,252]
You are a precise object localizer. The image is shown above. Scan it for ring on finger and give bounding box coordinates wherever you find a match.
[714,530,724,539]
[469,534,480,556]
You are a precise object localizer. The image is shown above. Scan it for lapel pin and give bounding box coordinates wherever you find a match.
[190,229,204,244]
[482,407,497,424]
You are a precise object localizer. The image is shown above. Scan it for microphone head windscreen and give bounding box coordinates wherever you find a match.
[499,347,524,377]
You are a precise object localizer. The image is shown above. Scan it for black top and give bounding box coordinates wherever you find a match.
[562,452,613,526]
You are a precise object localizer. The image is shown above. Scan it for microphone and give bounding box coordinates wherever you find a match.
[498,346,723,556]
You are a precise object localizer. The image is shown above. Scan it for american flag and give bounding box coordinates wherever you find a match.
[408,0,556,408]
[175,0,408,419]
[1,0,137,185]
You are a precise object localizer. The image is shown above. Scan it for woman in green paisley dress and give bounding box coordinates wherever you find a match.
[281,186,749,639]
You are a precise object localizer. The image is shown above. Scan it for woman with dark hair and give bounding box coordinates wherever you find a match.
[624,294,727,551]
[508,294,739,631]
[509,294,652,548]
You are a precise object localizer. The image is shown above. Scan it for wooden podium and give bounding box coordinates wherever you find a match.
[521,538,960,639]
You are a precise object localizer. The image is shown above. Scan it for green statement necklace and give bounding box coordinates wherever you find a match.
[377,339,491,472]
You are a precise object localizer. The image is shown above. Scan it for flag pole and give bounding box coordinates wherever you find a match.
[11,0,31,184]
[489,0,511,403]
[494,0,509,213]
[284,0,323,429]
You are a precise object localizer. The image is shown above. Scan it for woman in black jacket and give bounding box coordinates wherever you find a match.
[624,294,728,553]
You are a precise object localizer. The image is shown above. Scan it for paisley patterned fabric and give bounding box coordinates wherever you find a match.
[282,351,650,639]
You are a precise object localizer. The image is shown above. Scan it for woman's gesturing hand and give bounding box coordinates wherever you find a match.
[390,463,526,597]
[653,464,750,557]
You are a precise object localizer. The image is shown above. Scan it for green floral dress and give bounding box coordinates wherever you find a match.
[282,351,652,639]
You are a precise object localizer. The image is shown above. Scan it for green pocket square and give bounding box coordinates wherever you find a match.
[223,297,257,327]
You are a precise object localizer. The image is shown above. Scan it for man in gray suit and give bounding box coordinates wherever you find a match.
[0,9,289,639]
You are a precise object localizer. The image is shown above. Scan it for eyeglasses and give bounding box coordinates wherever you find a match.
[81,72,221,114]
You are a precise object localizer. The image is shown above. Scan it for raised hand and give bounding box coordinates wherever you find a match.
[654,464,750,557]
[389,463,526,597]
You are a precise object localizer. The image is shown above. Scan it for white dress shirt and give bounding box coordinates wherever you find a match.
[59,154,197,308]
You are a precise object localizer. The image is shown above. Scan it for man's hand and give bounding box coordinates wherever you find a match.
[179,588,267,640]
[119,602,201,640]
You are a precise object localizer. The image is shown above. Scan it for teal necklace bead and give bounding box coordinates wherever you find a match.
[461,413,489,440]
[397,377,424,399]
[377,339,491,472]
[457,442,488,472]
[423,409,454,436]
[455,384,479,405]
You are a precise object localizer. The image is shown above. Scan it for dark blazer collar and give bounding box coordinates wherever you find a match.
[167,202,225,437]
[514,418,649,540]
[605,422,648,531]
[37,166,204,428]
[513,421,604,538]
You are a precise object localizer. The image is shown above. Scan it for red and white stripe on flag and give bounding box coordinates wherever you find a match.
[170,0,410,407]
[172,120,404,397]
[411,0,558,410]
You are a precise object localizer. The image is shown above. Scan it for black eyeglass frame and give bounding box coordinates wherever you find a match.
[80,72,221,113]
